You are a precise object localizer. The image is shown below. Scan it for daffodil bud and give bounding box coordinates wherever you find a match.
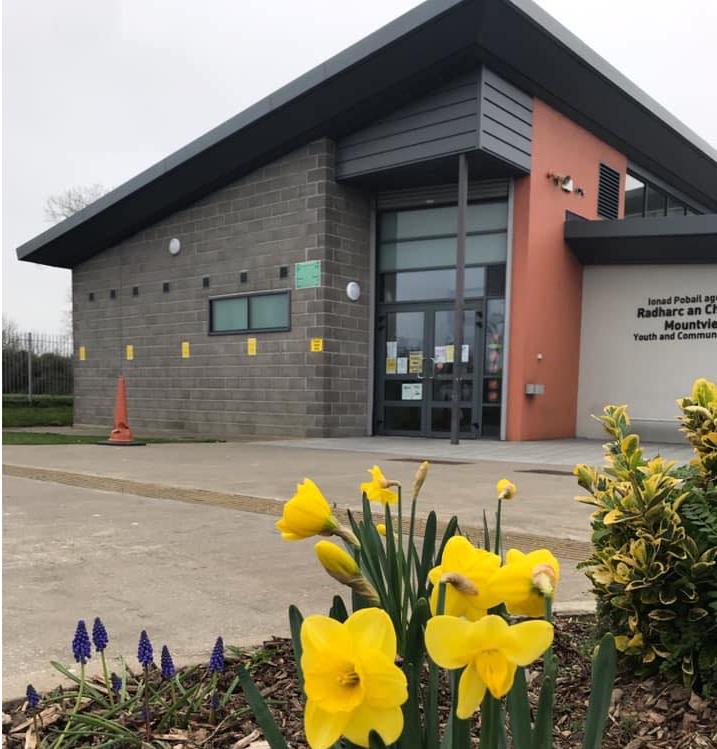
[315,541,360,583]
[531,563,557,597]
[314,541,380,605]
[411,461,430,502]
[496,478,517,500]
[440,572,479,596]
[375,523,387,537]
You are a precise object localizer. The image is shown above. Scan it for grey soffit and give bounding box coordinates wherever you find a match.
[564,214,717,265]
[335,66,532,180]
[376,178,509,210]
[17,0,717,269]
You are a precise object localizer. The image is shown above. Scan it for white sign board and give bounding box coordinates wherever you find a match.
[402,383,423,401]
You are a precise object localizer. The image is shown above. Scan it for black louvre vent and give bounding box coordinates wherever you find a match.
[597,163,620,220]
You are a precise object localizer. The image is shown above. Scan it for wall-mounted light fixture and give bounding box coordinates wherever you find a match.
[546,172,574,192]
[168,238,181,255]
[346,281,361,301]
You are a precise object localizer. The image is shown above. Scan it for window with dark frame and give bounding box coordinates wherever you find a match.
[209,291,290,334]
[623,171,694,218]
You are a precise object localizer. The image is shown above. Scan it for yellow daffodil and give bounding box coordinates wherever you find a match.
[428,536,501,620]
[314,541,379,604]
[486,549,560,617]
[276,479,339,541]
[425,614,553,717]
[375,523,387,537]
[301,608,407,749]
[496,478,517,500]
[360,465,399,504]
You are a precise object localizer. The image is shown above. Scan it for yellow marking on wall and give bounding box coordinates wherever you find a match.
[126,345,134,361]
[247,338,257,356]
[310,337,324,352]
[181,341,190,359]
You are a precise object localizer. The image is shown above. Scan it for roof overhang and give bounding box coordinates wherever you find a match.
[17,0,717,269]
[564,214,717,265]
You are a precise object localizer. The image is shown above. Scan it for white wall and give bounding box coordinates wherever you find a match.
[577,265,717,442]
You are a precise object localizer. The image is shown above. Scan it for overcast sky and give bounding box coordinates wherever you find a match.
[3,0,716,335]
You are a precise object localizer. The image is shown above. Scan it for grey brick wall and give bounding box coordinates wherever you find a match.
[72,139,372,438]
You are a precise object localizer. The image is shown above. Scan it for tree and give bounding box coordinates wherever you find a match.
[44,184,106,224]
[2,316,21,349]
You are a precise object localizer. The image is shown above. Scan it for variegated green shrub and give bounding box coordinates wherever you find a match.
[576,379,717,695]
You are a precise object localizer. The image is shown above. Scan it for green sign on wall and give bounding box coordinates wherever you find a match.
[295,260,321,289]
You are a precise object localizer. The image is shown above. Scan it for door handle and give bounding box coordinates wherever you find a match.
[417,356,436,380]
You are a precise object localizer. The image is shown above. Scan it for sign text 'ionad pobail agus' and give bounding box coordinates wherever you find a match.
[634,293,717,342]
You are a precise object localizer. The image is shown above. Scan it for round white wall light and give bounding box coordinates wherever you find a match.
[168,238,181,255]
[346,281,361,301]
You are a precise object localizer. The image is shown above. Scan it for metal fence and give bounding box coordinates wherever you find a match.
[2,331,74,397]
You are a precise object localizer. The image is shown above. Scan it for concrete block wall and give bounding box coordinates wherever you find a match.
[72,139,372,438]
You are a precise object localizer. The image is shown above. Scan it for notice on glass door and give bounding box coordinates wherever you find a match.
[408,351,423,374]
[434,346,447,364]
[385,357,397,374]
[386,341,397,359]
[445,344,455,363]
[462,344,470,363]
[396,357,408,374]
[402,383,423,400]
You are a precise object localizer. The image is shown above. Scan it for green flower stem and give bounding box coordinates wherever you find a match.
[427,583,447,749]
[53,661,85,749]
[99,650,114,706]
[143,665,151,740]
[401,495,419,625]
[209,673,218,725]
[494,498,503,558]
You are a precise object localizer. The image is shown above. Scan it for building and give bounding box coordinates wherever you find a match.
[17,0,717,442]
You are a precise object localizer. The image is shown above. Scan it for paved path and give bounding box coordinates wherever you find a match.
[3,477,593,698]
[3,440,601,544]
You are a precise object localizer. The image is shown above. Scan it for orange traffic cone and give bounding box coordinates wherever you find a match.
[101,376,145,446]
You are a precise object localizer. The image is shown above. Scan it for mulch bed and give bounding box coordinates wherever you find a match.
[3,615,716,748]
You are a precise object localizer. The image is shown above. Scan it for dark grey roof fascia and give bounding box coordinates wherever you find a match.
[564,214,717,265]
[508,0,717,164]
[16,0,717,268]
[16,0,466,264]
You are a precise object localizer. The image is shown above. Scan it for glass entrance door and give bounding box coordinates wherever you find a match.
[375,303,491,437]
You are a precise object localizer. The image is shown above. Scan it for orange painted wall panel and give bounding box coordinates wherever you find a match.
[506,99,627,440]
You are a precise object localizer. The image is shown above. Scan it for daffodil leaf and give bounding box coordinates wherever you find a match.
[329,595,348,623]
[417,511,437,601]
[236,664,289,749]
[288,605,304,691]
[482,509,491,552]
[581,634,617,749]
[436,515,459,566]
[507,667,532,749]
[384,504,403,629]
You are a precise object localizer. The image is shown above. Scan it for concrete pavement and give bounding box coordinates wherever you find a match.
[3,440,602,545]
[3,476,595,699]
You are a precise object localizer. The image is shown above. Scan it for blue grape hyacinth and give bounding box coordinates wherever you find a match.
[110,672,122,695]
[161,645,176,680]
[92,617,108,652]
[137,630,154,668]
[26,684,40,710]
[72,620,91,664]
[209,636,224,674]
